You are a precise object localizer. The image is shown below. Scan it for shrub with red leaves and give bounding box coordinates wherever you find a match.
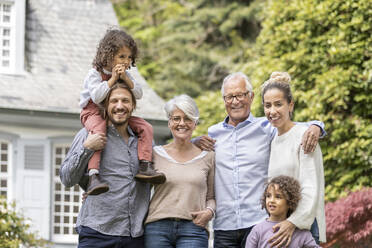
[323,188,372,248]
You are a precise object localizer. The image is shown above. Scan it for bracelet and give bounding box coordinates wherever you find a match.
[206,207,215,218]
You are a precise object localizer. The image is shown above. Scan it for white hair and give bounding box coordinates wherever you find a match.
[164,94,199,123]
[221,72,253,96]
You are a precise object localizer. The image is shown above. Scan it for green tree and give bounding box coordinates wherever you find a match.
[194,90,226,137]
[113,0,264,99]
[0,197,49,248]
[250,0,372,201]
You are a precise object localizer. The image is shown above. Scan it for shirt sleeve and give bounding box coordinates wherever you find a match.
[287,145,322,229]
[303,231,321,248]
[206,152,216,212]
[126,70,143,99]
[85,69,111,104]
[59,129,94,191]
[245,225,260,248]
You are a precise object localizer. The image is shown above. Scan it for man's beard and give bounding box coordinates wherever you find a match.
[109,117,129,126]
[108,108,132,126]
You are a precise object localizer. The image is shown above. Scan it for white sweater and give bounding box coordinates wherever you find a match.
[79,67,143,108]
[268,124,326,242]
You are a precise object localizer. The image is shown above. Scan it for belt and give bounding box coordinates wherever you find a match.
[165,217,188,222]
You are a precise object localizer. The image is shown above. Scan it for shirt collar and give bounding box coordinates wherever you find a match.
[107,124,135,137]
[222,112,254,128]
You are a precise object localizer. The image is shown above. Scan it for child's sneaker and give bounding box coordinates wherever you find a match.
[135,160,166,184]
[86,174,109,195]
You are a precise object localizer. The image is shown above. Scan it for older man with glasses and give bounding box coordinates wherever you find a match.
[195,72,325,248]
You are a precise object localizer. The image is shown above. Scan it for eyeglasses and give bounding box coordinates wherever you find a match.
[170,116,194,124]
[223,91,250,103]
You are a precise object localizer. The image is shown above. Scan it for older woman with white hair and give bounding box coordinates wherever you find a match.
[144,94,215,248]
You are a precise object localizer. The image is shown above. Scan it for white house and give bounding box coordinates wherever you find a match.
[0,0,169,247]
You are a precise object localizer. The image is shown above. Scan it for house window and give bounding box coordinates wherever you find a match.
[0,2,12,70]
[52,144,82,243]
[0,140,9,198]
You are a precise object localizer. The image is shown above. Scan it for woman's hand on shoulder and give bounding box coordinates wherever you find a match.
[268,220,296,247]
[190,209,213,228]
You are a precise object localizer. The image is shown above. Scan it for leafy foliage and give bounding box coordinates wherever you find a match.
[113,0,264,99]
[323,188,372,247]
[250,0,372,201]
[194,90,226,137]
[0,197,49,248]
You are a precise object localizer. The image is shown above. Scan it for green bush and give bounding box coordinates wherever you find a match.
[0,197,49,248]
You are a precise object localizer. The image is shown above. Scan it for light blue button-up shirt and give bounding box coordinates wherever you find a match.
[209,113,324,231]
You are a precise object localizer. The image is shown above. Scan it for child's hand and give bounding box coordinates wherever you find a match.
[119,69,134,89]
[112,64,126,80]
[108,64,126,87]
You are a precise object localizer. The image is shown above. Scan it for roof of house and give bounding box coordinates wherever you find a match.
[0,0,167,121]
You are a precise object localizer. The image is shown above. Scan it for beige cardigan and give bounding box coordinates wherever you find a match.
[145,146,215,224]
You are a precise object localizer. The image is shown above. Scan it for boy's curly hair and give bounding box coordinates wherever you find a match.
[93,27,138,73]
[261,175,301,217]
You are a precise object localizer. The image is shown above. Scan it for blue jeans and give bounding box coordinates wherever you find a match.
[144,219,209,248]
[213,226,254,248]
[310,219,320,244]
[78,226,144,248]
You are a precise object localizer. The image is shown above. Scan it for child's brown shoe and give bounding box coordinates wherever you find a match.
[86,174,109,195]
[135,160,166,184]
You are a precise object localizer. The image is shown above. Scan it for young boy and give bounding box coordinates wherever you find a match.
[245,175,320,248]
